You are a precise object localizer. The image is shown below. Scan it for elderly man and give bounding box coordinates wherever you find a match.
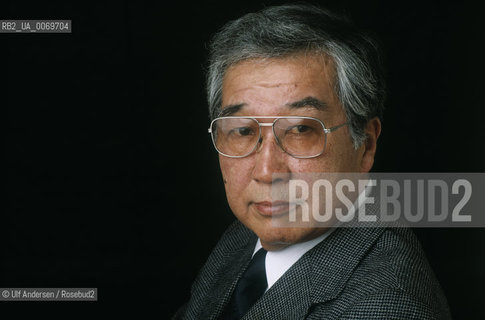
[174,4,451,319]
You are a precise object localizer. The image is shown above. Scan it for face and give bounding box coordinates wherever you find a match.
[219,54,380,251]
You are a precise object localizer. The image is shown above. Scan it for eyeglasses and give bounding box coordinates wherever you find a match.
[208,116,349,159]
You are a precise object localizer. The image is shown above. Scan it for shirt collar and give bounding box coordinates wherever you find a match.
[253,229,335,289]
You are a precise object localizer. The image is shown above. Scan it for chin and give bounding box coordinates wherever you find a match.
[256,227,306,250]
[236,209,324,249]
[256,224,329,251]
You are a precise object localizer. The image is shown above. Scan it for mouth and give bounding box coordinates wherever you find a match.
[252,201,290,217]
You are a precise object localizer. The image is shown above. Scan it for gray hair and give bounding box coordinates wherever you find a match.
[206,3,386,148]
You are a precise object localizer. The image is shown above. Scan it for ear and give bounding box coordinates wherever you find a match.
[360,117,381,173]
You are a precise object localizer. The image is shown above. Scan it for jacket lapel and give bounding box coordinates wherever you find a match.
[196,222,257,320]
[241,224,386,319]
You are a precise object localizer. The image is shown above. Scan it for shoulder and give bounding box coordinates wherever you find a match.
[173,221,256,320]
[308,287,449,320]
[209,220,256,257]
[337,288,444,319]
[307,227,451,319]
[193,220,255,278]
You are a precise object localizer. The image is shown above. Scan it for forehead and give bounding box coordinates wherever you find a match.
[221,54,338,111]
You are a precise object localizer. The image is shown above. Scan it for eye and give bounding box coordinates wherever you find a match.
[287,125,312,134]
[232,126,255,136]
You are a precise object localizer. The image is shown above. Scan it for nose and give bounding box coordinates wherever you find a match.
[251,127,290,184]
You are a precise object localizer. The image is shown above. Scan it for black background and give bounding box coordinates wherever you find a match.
[5,0,485,318]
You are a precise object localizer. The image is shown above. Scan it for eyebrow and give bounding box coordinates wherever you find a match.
[287,96,327,111]
[218,96,327,117]
[219,103,246,117]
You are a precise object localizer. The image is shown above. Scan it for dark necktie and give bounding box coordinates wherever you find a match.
[222,248,268,320]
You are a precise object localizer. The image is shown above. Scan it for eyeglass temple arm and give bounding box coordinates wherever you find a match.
[324,122,350,133]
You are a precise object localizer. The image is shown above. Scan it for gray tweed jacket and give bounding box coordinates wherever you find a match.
[174,220,451,319]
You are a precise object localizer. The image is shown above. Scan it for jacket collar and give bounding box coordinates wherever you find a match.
[241,222,386,319]
[205,218,386,319]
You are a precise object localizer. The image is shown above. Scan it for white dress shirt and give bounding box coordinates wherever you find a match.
[252,228,335,290]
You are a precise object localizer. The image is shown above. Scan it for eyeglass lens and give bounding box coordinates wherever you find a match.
[211,117,326,157]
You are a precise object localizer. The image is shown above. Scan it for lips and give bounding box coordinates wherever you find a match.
[253,201,290,216]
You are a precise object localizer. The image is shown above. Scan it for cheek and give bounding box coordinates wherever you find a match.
[290,145,358,173]
[219,157,253,202]
[287,155,336,173]
[320,136,360,171]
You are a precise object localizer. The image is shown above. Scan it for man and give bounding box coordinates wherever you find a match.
[174,4,451,319]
